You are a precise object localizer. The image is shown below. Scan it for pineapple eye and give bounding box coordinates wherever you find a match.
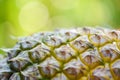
[38,57,60,78]
[28,44,51,63]
[108,30,120,41]
[43,34,63,48]
[90,65,113,80]
[7,48,21,59]
[63,58,88,79]
[54,44,76,63]
[89,34,109,46]
[9,58,32,72]
[80,49,101,69]
[99,43,119,63]
[19,40,39,50]
[111,59,120,80]
[70,40,93,53]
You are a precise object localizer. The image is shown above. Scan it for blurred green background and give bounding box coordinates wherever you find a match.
[0,0,120,48]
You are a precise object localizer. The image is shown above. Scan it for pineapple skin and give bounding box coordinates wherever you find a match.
[0,27,120,80]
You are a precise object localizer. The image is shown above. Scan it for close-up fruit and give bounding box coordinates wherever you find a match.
[0,27,120,80]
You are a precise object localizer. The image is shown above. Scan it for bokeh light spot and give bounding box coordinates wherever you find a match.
[19,1,49,33]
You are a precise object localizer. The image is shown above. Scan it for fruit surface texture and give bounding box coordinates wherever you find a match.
[0,27,120,80]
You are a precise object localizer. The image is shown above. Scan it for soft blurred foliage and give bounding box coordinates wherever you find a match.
[0,0,120,49]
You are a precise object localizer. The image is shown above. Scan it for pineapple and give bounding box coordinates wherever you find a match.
[0,27,120,80]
